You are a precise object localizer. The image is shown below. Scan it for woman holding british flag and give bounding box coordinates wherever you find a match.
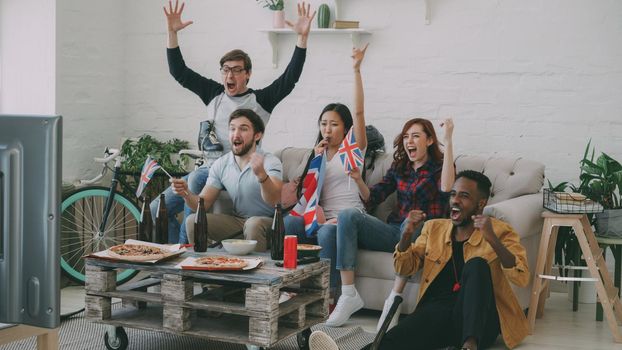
[284,43,369,303]
[324,117,455,328]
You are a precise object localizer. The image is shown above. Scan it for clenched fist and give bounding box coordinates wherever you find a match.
[404,210,426,234]
[472,214,495,243]
[249,153,267,180]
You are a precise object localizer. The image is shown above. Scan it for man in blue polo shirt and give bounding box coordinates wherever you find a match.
[171,109,283,251]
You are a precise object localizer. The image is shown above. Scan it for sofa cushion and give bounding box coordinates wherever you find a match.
[484,193,544,240]
[273,147,310,183]
[356,249,421,282]
[455,155,545,204]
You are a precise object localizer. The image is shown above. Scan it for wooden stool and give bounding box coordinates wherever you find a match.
[595,235,622,321]
[527,211,622,342]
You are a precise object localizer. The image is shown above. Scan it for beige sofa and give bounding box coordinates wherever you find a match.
[273,147,545,314]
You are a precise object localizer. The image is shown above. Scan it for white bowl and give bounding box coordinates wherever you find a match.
[221,239,257,255]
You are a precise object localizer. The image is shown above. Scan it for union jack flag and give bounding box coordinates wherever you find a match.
[290,152,326,237]
[338,127,364,172]
[135,156,161,198]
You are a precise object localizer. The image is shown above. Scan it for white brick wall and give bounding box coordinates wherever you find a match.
[51,0,622,184]
[56,0,126,180]
[0,0,55,114]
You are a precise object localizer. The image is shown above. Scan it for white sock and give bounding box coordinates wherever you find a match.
[342,284,356,297]
[388,290,402,301]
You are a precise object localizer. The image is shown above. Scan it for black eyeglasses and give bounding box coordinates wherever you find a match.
[220,66,246,75]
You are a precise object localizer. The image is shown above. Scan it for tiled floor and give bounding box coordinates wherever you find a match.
[61,285,622,349]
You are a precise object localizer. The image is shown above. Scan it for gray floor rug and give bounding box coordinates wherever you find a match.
[1,310,374,350]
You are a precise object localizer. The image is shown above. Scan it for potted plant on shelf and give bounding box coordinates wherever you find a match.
[256,0,285,28]
[576,140,622,236]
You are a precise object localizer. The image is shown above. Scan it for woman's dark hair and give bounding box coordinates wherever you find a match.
[392,118,444,175]
[295,103,355,200]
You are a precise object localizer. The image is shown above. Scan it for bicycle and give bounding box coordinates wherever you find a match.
[60,148,142,285]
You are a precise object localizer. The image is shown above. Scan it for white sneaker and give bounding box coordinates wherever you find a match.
[376,295,402,332]
[309,330,339,350]
[325,290,364,327]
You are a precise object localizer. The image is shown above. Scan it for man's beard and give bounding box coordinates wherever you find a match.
[232,141,253,156]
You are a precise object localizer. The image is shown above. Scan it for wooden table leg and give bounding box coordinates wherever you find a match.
[0,325,59,350]
[36,328,59,350]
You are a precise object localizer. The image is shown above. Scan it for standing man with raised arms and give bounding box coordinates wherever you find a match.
[153,0,315,244]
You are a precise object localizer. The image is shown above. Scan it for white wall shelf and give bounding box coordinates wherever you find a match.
[259,28,372,68]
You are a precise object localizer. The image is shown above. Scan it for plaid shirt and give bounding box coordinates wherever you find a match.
[368,159,450,224]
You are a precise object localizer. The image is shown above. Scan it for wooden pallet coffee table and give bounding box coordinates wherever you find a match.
[84,251,329,349]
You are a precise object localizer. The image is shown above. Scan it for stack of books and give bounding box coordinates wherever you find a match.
[333,20,359,29]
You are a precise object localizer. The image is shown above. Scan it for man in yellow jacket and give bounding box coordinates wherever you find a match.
[384,169,530,349]
[308,170,529,350]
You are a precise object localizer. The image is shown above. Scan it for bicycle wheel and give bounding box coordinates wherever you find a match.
[61,186,141,285]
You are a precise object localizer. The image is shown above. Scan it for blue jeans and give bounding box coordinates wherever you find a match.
[284,215,340,288]
[150,165,210,244]
[335,208,418,271]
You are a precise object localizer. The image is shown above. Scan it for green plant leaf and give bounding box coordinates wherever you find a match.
[547,179,570,192]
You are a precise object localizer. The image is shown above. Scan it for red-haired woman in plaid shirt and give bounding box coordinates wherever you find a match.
[325,117,455,328]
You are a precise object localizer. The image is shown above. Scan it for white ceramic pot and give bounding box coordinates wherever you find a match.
[567,280,597,304]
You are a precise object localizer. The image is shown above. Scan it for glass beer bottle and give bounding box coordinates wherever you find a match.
[154,193,168,244]
[194,198,209,252]
[138,194,153,242]
[270,204,285,260]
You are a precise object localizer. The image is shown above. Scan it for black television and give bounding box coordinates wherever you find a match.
[0,114,61,329]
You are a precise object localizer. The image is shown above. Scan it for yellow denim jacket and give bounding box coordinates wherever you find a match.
[394,218,530,349]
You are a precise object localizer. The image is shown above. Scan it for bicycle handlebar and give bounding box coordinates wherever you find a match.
[94,148,121,164]
[80,173,105,185]
[179,149,204,159]
[80,147,121,185]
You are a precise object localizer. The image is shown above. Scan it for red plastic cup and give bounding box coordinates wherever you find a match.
[283,235,298,269]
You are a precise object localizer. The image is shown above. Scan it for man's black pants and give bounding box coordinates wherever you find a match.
[377,258,501,350]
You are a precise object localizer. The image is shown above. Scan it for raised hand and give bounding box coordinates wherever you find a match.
[439,118,454,145]
[352,43,369,71]
[285,2,316,37]
[163,0,193,33]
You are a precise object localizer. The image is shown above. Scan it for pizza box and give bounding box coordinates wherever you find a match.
[175,256,263,271]
[86,239,187,263]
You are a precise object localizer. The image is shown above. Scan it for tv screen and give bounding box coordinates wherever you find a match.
[0,115,61,329]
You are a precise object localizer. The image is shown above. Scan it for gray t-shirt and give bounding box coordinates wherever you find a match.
[206,149,282,218]
[166,46,307,153]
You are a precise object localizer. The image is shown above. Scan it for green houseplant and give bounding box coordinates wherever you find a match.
[119,135,190,200]
[256,0,285,28]
[576,140,622,236]
[256,0,284,11]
